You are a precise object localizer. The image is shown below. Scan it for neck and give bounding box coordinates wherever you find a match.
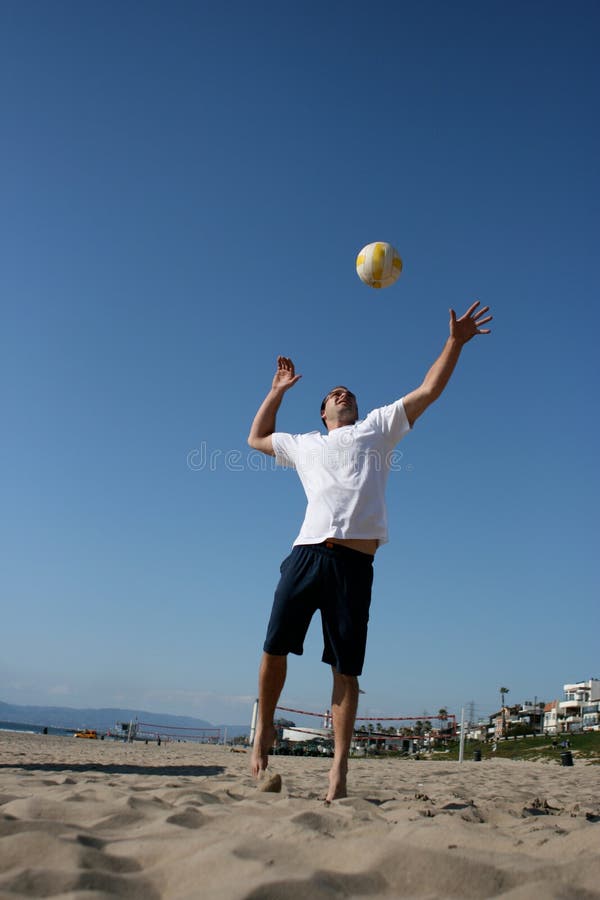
[326,418,356,431]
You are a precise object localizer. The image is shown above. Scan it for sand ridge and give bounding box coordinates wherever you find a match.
[1,731,599,898]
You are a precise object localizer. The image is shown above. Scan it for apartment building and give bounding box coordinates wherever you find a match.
[544,679,600,734]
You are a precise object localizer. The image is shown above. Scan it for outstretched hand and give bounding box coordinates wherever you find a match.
[450,301,493,345]
[272,356,302,393]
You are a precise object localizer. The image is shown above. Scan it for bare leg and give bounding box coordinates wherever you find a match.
[251,652,287,778]
[325,669,359,802]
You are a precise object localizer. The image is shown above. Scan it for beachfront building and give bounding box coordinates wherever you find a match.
[557,679,600,733]
[490,708,505,739]
[583,701,600,731]
[489,701,545,738]
[544,701,559,735]
[515,701,545,733]
[465,722,488,742]
[281,725,331,742]
[544,680,600,734]
[490,705,521,738]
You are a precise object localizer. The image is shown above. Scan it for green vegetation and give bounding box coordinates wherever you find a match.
[431,731,600,763]
[273,739,333,757]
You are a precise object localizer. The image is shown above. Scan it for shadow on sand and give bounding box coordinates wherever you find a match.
[0,762,226,776]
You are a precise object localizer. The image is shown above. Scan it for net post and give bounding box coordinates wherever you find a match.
[250,699,259,746]
[458,707,465,763]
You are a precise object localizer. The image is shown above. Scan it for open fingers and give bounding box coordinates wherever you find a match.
[467,302,493,334]
[465,300,481,317]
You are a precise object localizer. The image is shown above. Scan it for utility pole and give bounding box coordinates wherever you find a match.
[458,707,465,763]
[466,700,475,727]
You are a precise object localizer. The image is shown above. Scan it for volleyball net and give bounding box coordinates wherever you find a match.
[253,703,456,746]
[134,721,223,744]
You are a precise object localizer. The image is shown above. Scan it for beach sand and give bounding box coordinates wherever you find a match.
[1,731,599,899]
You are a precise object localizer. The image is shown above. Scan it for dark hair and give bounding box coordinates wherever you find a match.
[320,386,357,424]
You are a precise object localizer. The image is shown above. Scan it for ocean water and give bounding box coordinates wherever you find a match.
[0,720,74,737]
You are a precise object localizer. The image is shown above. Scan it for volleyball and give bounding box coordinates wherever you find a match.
[356,241,403,289]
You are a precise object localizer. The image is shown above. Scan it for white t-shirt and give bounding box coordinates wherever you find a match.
[271,398,411,547]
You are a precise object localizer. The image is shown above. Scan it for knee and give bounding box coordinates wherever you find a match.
[262,651,287,665]
[332,669,359,689]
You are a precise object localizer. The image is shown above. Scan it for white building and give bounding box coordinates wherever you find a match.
[550,679,600,734]
[281,726,331,743]
[543,701,559,735]
[466,722,488,741]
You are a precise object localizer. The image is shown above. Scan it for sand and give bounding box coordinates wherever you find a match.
[1,731,599,899]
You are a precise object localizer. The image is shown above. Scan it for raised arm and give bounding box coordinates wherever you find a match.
[402,301,492,427]
[247,356,302,456]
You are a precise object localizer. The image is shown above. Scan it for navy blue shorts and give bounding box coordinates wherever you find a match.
[263,542,374,676]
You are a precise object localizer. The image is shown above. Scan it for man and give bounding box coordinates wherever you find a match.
[248,301,492,801]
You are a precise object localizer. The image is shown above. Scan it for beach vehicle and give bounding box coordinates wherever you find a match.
[74,729,98,739]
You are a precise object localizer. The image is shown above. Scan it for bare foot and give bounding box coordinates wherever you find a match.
[251,723,277,778]
[324,761,348,803]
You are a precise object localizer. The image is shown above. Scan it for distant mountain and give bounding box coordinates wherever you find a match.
[0,700,249,739]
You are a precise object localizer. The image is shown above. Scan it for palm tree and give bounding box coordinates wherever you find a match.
[436,708,449,736]
[499,687,510,736]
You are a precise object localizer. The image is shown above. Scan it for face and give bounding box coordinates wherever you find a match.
[321,386,358,428]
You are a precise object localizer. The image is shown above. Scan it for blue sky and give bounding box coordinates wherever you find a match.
[2,1,598,729]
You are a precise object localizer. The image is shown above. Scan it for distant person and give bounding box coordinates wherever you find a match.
[248,302,492,801]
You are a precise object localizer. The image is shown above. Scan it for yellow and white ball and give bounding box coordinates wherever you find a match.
[356,241,403,289]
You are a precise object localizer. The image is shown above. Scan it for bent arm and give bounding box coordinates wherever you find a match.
[247,389,285,456]
[247,356,301,456]
[402,302,492,427]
